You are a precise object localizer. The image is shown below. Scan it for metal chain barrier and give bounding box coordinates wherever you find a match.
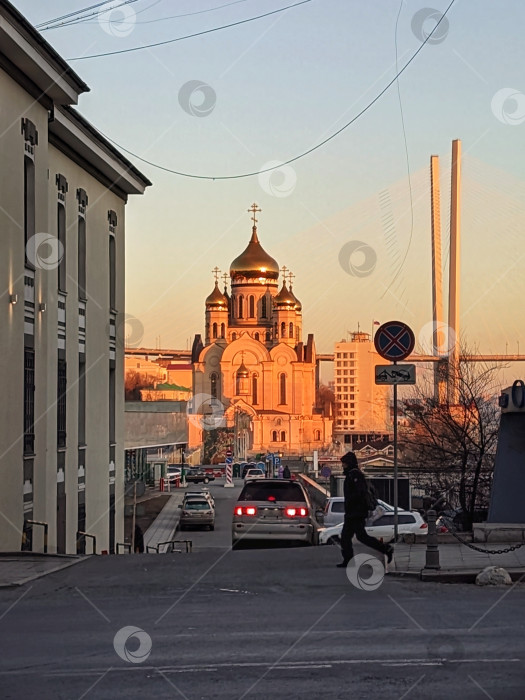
[440,515,525,554]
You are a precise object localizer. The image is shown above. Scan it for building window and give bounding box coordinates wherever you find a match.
[261,296,267,318]
[232,332,237,341]
[279,373,286,404]
[220,323,225,338]
[289,322,294,338]
[252,375,258,404]
[281,322,286,338]
[265,331,271,342]
[23,349,35,455]
[249,295,255,318]
[272,430,278,442]
[109,234,116,310]
[314,430,321,440]
[24,156,35,269]
[57,359,67,448]
[78,217,86,300]
[254,332,259,341]
[210,373,218,399]
[57,203,66,292]
[212,323,218,339]
[107,366,115,448]
[280,431,286,442]
[78,358,86,446]
[238,295,244,318]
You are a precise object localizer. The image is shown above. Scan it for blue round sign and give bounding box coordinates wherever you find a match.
[374,321,415,361]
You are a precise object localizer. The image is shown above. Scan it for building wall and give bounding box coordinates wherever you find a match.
[0,5,149,553]
[333,336,391,437]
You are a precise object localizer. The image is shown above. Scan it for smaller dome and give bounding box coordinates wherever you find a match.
[289,286,302,311]
[205,281,228,308]
[274,281,296,307]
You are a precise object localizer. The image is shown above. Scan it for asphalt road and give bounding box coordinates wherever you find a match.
[1,482,524,699]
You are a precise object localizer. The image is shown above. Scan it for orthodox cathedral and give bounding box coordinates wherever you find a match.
[191,204,333,460]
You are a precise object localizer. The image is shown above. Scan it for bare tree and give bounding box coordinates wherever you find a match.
[400,352,502,529]
[124,371,157,401]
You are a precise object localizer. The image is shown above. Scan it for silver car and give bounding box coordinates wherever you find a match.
[232,479,315,548]
[179,497,215,531]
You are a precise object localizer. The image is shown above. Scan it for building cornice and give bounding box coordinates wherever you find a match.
[0,0,89,104]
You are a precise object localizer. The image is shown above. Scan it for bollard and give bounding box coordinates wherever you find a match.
[424,510,440,570]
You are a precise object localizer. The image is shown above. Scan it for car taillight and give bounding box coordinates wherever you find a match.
[235,506,257,516]
[420,522,428,529]
[285,507,308,518]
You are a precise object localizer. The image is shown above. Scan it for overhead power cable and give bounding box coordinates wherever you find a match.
[68,0,312,60]
[97,0,457,181]
[36,0,138,29]
[43,0,253,31]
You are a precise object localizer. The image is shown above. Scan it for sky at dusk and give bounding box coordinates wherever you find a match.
[14,0,525,384]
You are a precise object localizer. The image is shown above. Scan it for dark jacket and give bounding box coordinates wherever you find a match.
[343,468,369,518]
[282,466,291,479]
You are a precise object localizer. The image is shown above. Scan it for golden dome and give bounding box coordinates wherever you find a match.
[205,281,228,307]
[236,360,249,377]
[289,286,302,311]
[230,227,279,280]
[274,281,296,307]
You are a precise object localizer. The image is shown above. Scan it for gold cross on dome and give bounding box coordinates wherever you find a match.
[248,203,261,227]
[280,265,288,280]
[287,271,295,287]
[222,272,228,287]
[212,266,220,281]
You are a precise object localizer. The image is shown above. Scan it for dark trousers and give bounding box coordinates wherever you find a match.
[340,516,389,564]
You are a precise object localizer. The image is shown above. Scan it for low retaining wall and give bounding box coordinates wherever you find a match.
[473,523,525,543]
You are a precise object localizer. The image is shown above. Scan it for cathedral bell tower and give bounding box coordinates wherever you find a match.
[204,267,228,345]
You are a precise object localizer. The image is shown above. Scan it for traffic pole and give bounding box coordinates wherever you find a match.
[393,377,398,542]
[224,461,234,488]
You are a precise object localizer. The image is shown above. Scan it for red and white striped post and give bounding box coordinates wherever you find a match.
[224,449,234,488]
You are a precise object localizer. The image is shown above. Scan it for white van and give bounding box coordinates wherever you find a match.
[321,496,394,527]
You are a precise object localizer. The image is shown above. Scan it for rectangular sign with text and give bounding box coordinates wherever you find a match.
[375,364,416,385]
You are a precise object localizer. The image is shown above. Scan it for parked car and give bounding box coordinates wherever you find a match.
[185,489,215,507]
[244,468,265,481]
[165,465,182,485]
[319,496,394,528]
[241,463,258,478]
[184,468,215,484]
[179,497,215,530]
[318,509,427,545]
[232,479,316,548]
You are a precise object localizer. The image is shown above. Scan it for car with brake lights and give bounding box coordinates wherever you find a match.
[232,479,316,547]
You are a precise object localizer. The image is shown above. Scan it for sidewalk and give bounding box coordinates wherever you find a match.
[390,541,525,582]
[143,492,185,553]
[0,553,86,588]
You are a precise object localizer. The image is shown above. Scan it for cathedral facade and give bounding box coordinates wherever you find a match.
[191,205,332,460]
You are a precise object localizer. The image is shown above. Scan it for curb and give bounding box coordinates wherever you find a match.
[389,567,525,584]
[0,555,90,588]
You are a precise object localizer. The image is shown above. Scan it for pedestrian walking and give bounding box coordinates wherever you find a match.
[134,524,144,553]
[336,451,393,568]
[278,464,284,479]
[282,464,291,479]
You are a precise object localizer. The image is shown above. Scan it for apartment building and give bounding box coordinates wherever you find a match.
[333,332,391,445]
[0,1,150,553]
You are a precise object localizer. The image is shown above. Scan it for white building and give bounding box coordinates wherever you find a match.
[333,332,391,445]
[0,2,150,553]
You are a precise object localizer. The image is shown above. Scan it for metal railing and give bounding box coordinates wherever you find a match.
[116,542,132,554]
[76,531,97,555]
[26,520,48,554]
[146,539,192,554]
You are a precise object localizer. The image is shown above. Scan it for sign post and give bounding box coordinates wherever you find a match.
[224,448,234,488]
[374,321,415,541]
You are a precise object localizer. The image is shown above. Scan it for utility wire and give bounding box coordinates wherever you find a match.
[41,0,163,31]
[45,0,253,30]
[68,0,312,60]
[97,0,457,181]
[380,0,416,299]
[36,0,138,29]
